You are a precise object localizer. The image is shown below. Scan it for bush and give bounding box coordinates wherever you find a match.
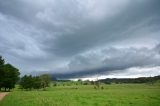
[101,86,104,90]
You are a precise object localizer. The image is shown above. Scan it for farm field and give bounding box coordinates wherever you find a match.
[0,84,160,106]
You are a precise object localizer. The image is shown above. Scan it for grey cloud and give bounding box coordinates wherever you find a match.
[0,0,160,78]
[46,0,160,56]
[154,44,160,54]
[58,44,160,78]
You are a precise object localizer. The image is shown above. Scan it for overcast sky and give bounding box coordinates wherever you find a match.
[0,0,160,79]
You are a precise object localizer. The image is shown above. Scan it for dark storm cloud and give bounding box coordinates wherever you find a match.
[46,0,160,56]
[154,44,160,54]
[0,0,160,78]
[55,44,160,79]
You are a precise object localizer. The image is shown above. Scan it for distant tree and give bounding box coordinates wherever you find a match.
[19,75,26,89]
[77,79,83,85]
[83,81,88,85]
[53,82,57,87]
[20,75,33,90]
[95,81,100,89]
[78,79,82,82]
[101,86,104,90]
[32,76,42,89]
[40,74,51,90]
[90,81,95,85]
[20,74,51,90]
[0,56,5,91]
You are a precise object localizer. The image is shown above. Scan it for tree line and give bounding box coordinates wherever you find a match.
[0,56,20,91]
[99,75,160,84]
[19,74,51,90]
[0,55,51,91]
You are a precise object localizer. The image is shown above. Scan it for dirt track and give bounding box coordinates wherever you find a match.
[0,92,9,101]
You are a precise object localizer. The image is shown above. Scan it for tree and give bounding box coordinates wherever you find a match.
[20,74,51,90]
[20,75,33,90]
[0,55,20,91]
[2,64,20,91]
[40,74,51,90]
[94,81,100,89]
[32,76,42,89]
[0,56,4,68]
[0,56,5,91]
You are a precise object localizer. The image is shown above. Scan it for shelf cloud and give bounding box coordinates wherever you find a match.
[0,0,160,79]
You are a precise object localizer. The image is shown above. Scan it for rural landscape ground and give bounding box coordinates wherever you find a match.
[0,83,160,106]
[0,1,160,106]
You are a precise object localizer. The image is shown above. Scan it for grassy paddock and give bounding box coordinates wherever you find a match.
[0,84,160,106]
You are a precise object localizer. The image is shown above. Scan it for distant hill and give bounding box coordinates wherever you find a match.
[99,75,160,84]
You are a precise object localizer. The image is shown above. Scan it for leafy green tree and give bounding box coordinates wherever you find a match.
[20,74,51,90]
[20,75,33,90]
[32,76,42,89]
[0,56,5,91]
[3,64,20,91]
[0,55,20,91]
[0,56,4,67]
[20,75,47,90]
[40,74,51,89]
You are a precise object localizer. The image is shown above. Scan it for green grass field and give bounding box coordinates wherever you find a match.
[0,84,160,106]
